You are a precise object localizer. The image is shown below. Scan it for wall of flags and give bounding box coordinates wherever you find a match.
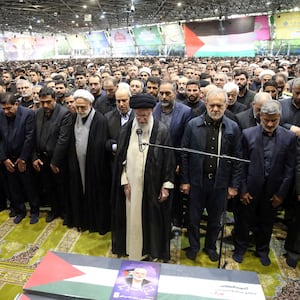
[0,12,299,61]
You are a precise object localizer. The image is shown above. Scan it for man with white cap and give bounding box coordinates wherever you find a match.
[139,67,151,83]
[66,89,111,234]
[259,69,276,88]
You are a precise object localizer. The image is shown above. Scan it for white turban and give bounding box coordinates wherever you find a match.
[139,67,151,75]
[73,89,94,103]
[259,69,275,80]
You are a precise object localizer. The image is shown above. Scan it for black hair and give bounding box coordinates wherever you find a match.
[0,92,18,105]
[39,86,56,99]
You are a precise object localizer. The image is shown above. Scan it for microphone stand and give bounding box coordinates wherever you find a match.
[142,141,249,269]
[142,142,250,163]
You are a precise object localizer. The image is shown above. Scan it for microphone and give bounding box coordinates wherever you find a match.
[136,128,143,152]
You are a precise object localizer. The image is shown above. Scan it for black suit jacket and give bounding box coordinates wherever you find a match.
[241,125,296,199]
[104,108,134,152]
[235,108,257,129]
[0,105,35,162]
[94,95,116,115]
[33,104,72,167]
[237,89,256,107]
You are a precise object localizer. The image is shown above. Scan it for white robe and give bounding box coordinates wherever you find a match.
[121,116,153,260]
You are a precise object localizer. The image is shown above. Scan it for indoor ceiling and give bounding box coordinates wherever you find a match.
[0,0,298,35]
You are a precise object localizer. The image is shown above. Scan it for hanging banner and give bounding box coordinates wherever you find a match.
[67,34,89,50]
[133,26,163,56]
[85,31,110,56]
[110,29,135,57]
[161,24,185,56]
[184,17,255,57]
[274,12,300,39]
[254,16,270,40]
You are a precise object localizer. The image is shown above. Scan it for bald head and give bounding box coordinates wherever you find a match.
[115,87,131,114]
[252,92,272,121]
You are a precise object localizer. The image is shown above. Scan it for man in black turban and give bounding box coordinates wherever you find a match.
[111,93,176,261]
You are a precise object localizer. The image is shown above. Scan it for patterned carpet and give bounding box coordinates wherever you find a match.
[0,209,299,299]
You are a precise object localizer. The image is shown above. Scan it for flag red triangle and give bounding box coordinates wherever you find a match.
[24,251,85,289]
[184,25,205,57]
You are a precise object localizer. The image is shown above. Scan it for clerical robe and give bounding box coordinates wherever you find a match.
[111,118,176,261]
[67,110,111,234]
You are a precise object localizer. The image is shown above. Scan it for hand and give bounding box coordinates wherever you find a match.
[50,164,60,174]
[158,187,169,203]
[297,195,300,202]
[16,159,26,173]
[180,183,190,195]
[241,192,253,205]
[271,194,283,208]
[4,159,15,173]
[124,184,131,201]
[227,187,238,199]
[290,125,300,136]
[33,159,43,172]
[175,165,180,175]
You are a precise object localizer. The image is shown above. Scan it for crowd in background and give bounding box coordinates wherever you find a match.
[0,55,299,268]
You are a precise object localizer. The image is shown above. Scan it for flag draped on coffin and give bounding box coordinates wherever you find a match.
[184,17,255,57]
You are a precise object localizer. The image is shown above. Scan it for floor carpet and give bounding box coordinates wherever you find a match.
[0,209,299,299]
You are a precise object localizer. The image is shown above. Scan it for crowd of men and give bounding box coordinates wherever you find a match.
[0,56,299,268]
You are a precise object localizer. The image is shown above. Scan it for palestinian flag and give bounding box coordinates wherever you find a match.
[21,251,265,300]
[184,17,255,57]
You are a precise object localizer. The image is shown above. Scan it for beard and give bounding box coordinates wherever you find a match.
[78,107,91,118]
[188,95,199,103]
[238,83,247,91]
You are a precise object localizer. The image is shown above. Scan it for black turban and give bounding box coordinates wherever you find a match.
[130,93,156,109]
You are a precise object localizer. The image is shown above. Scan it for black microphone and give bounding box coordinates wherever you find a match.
[136,128,143,152]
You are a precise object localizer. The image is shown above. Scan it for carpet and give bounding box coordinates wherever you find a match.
[0,209,299,300]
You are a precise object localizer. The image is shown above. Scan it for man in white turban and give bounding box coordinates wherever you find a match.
[65,89,111,234]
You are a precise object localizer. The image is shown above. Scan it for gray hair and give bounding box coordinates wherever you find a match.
[206,87,228,103]
[116,85,131,98]
[253,92,272,104]
[223,82,239,94]
[260,100,282,115]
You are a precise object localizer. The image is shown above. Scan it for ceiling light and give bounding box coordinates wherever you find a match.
[177,2,182,7]
[83,5,87,9]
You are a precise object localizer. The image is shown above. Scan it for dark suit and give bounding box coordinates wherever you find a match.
[285,137,300,262]
[234,125,296,257]
[0,105,38,216]
[181,114,242,253]
[227,101,247,115]
[33,104,72,217]
[280,97,300,129]
[153,102,192,153]
[153,101,192,227]
[105,108,134,153]
[94,94,116,115]
[237,89,256,107]
[235,108,257,129]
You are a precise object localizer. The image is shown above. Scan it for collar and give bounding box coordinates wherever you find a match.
[204,113,222,128]
[119,108,132,118]
[81,108,93,124]
[292,98,300,110]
